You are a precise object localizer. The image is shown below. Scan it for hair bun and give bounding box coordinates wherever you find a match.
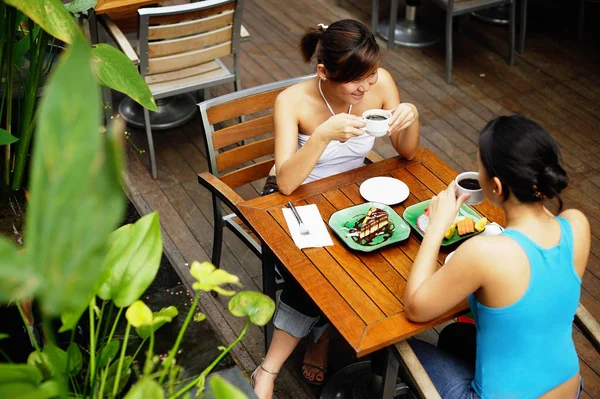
[540,164,568,197]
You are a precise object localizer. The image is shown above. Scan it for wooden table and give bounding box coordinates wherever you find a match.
[237,148,505,398]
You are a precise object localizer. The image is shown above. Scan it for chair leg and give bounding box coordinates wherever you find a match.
[234,78,246,124]
[508,0,516,65]
[143,107,158,179]
[388,0,399,50]
[517,0,527,54]
[445,11,453,84]
[372,0,380,34]
[211,195,224,268]
[203,88,211,101]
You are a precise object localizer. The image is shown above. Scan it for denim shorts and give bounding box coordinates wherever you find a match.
[273,297,328,341]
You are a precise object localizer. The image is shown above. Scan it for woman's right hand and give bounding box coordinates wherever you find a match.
[314,113,365,143]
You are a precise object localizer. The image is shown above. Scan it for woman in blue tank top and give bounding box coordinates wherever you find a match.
[404,115,591,399]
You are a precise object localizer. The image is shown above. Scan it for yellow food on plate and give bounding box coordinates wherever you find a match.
[445,223,456,240]
[475,217,488,232]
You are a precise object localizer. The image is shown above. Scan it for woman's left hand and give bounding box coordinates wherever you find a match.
[427,181,470,237]
[387,103,419,135]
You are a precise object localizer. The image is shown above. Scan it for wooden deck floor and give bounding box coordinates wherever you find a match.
[119,1,600,397]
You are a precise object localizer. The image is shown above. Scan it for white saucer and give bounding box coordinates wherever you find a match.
[359,177,409,205]
[445,251,455,264]
[481,222,504,236]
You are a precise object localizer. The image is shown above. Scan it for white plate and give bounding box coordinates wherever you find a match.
[481,222,505,236]
[359,177,409,205]
[444,251,455,264]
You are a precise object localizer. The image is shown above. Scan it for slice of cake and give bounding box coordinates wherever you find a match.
[358,207,389,240]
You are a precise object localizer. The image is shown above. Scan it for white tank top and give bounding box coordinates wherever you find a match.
[298,132,375,184]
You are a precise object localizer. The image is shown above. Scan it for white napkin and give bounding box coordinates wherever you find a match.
[282,204,334,249]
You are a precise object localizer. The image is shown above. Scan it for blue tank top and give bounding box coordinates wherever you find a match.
[468,216,581,399]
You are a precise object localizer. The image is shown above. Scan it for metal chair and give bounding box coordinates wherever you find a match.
[431,0,516,84]
[100,0,245,179]
[197,75,384,270]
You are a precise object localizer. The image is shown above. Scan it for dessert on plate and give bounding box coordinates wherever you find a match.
[358,206,389,240]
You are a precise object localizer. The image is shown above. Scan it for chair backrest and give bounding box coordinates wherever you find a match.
[198,75,315,189]
[137,0,244,79]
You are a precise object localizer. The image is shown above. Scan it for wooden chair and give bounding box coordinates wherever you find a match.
[431,0,516,84]
[100,0,245,179]
[197,75,383,270]
[393,303,600,399]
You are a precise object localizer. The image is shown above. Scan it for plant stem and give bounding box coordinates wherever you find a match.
[106,307,123,346]
[112,322,131,398]
[101,302,114,344]
[97,362,110,399]
[4,7,16,188]
[169,319,251,399]
[17,302,41,354]
[94,301,106,348]
[89,300,97,394]
[158,292,200,384]
[0,348,11,362]
[131,338,148,363]
[12,29,49,190]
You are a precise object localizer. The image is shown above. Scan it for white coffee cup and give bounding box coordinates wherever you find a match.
[455,171,484,205]
[362,109,392,137]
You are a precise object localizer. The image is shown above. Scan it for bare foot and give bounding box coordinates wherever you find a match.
[252,365,277,399]
[301,330,329,385]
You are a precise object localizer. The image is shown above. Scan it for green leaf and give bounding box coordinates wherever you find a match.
[98,340,120,369]
[5,0,81,44]
[58,297,90,332]
[190,261,241,296]
[24,36,125,317]
[208,375,247,399]
[97,212,162,307]
[43,345,68,377]
[125,301,153,328]
[13,26,41,68]
[64,0,97,14]
[122,377,165,399]
[0,333,8,340]
[0,128,18,145]
[91,45,157,112]
[228,291,275,327]
[104,356,132,397]
[66,343,82,375]
[193,312,206,322]
[0,236,37,303]
[135,306,178,340]
[0,364,60,399]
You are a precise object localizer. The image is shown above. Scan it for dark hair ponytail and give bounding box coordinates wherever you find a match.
[299,19,380,83]
[479,115,568,211]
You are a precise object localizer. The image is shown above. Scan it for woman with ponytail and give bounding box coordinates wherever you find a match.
[404,115,590,399]
[252,19,420,398]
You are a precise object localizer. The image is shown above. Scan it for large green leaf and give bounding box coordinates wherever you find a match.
[5,0,80,44]
[0,235,37,303]
[92,45,157,112]
[97,212,162,308]
[122,377,164,399]
[0,364,59,399]
[125,301,153,328]
[66,343,82,375]
[208,375,247,399]
[228,291,275,327]
[24,36,125,317]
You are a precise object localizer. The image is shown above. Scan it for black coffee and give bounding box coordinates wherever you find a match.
[458,178,481,190]
[366,115,387,121]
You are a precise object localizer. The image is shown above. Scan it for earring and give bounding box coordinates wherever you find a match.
[493,189,496,193]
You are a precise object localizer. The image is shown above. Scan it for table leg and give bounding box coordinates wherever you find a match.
[262,243,276,351]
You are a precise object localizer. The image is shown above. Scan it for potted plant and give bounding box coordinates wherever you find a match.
[0,7,272,398]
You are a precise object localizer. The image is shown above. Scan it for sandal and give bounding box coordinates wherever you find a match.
[301,334,329,386]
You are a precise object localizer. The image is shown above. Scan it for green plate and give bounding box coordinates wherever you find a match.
[402,199,482,246]
[328,202,411,252]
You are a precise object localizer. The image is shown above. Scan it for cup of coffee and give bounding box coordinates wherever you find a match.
[455,172,484,205]
[362,109,392,137]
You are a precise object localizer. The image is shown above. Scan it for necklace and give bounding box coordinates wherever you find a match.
[318,78,352,116]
